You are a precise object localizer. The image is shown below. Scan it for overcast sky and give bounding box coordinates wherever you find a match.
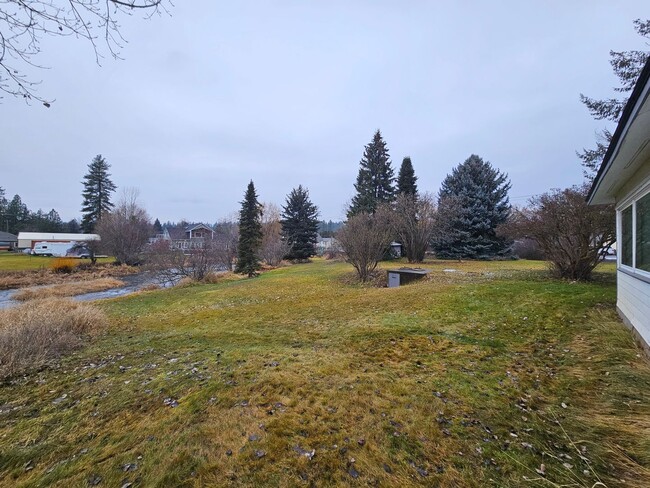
[1,1,648,223]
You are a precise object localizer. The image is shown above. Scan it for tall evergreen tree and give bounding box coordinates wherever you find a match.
[0,187,7,232]
[281,185,320,260]
[153,218,163,234]
[81,155,117,233]
[348,130,395,217]
[397,156,418,195]
[235,181,263,277]
[6,194,30,235]
[579,19,649,178]
[432,154,512,259]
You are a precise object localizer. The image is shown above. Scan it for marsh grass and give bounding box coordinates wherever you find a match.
[0,299,107,379]
[0,259,647,487]
[13,278,125,301]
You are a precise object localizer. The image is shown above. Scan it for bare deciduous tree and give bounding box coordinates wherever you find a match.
[391,193,439,263]
[213,217,239,271]
[146,240,224,283]
[337,207,393,282]
[504,184,615,280]
[96,188,151,265]
[1,0,169,104]
[260,202,289,266]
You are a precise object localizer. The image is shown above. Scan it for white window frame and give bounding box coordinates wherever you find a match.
[617,178,650,279]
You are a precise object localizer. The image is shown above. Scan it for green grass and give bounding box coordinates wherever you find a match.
[0,258,648,487]
[0,252,113,272]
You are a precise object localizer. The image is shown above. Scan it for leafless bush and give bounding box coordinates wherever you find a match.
[504,184,615,280]
[0,299,107,379]
[338,207,393,282]
[96,188,152,265]
[512,238,544,260]
[146,240,226,283]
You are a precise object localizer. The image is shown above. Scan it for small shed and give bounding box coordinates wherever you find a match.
[387,267,430,287]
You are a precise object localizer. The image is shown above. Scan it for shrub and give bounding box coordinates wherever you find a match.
[50,257,78,274]
[0,299,107,379]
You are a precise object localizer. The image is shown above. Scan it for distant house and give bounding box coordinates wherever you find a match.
[162,223,215,250]
[315,235,340,255]
[17,232,100,250]
[0,231,18,251]
[588,57,650,352]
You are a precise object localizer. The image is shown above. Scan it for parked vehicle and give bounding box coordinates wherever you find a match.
[32,241,75,257]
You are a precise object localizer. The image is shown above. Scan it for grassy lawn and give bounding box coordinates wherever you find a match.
[0,259,648,487]
[0,252,113,272]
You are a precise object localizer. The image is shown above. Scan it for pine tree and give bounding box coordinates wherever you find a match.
[153,218,163,234]
[348,130,395,217]
[235,181,263,277]
[81,155,117,233]
[579,19,650,178]
[281,185,320,260]
[6,194,30,235]
[397,156,418,195]
[0,187,7,232]
[433,154,512,259]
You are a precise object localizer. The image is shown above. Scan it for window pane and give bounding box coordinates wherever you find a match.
[621,205,633,266]
[636,193,650,272]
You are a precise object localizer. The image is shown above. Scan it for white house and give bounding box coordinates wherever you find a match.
[17,232,100,250]
[588,58,650,353]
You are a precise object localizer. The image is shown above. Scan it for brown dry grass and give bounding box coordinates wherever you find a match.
[0,264,136,290]
[0,298,107,379]
[13,277,125,301]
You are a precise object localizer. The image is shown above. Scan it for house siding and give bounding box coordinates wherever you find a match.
[617,270,650,350]
[615,168,650,351]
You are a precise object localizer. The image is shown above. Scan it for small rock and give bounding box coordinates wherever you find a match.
[248,434,260,442]
[348,466,359,479]
[24,460,34,472]
[226,450,233,456]
[293,445,315,460]
[357,438,365,447]
[163,398,179,408]
[52,394,68,405]
[561,402,568,409]
[88,474,102,486]
[122,463,137,472]
[254,450,266,459]
[563,463,573,469]
[383,463,392,474]
[120,483,132,488]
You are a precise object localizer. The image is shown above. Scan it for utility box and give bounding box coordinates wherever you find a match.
[387,267,431,287]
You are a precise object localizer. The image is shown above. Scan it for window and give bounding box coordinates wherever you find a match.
[637,192,650,272]
[622,205,633,266]
[620,188,650,274]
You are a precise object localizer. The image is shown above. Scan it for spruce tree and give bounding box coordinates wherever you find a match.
[433,154,512,259]
[235,181,263,277]
[348,130,395,217]
[397,156,418,195]
[81,155,117,233]
[281,185,320,260]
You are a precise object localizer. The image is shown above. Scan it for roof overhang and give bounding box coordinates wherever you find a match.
[588,59,650,205]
